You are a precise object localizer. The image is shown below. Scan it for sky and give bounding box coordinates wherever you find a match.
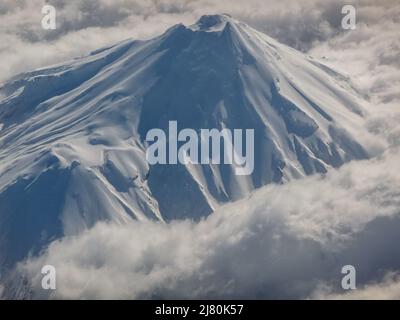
[1,0,400,299]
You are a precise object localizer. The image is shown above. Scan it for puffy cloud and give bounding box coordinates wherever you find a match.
[308,1,400,105]
[310,32,400,106]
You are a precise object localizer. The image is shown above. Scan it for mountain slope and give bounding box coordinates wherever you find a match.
[0,14,372,269]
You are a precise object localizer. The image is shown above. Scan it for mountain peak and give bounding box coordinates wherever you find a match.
[0,15,372,270]
[190,14,235,32]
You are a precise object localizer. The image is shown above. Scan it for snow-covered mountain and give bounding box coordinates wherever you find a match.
[0,14,371,270]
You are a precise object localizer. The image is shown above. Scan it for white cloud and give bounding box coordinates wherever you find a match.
[310,22,400,105]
